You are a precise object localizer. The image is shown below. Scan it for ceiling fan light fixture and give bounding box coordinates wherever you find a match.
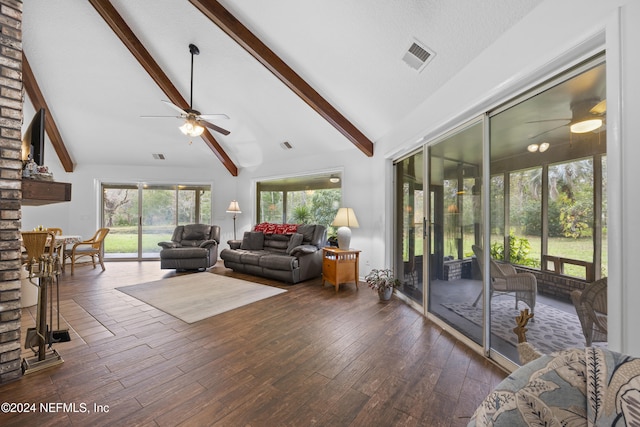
[570,118,603,134]
[180,119,204,137]
[528,142,549,153]
[143,44,230,137]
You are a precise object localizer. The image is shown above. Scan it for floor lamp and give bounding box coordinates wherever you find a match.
[226,200,242,240]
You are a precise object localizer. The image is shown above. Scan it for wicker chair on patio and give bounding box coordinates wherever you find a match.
[571,277,607,346]
[472,245,537,314]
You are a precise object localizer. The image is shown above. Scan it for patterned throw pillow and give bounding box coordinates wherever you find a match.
[275,223,298,234]
[254,223,298,234]
[254,222,277,234]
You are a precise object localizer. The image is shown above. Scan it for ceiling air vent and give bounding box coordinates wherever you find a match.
[280,141,293,150]
[402,39,435,72]
[152,153,165,160]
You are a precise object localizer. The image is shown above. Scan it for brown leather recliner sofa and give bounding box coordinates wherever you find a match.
[220,223,326,283]
[158,224,220,270]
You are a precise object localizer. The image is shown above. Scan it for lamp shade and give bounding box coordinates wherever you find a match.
[331,208,359,228]
[226,200,241,214]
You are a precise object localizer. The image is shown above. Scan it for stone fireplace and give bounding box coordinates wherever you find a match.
[0,0,24,383]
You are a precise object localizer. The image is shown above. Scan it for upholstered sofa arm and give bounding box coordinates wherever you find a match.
[289,245,320,257]
[227,240,242,250]
[199,239,218,249]
[158,241,181,249]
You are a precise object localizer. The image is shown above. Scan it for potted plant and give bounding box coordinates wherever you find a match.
[365,268,400,301]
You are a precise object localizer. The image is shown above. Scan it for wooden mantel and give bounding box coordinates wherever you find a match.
[22,179,72,206]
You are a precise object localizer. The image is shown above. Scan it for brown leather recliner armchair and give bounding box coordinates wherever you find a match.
[158,224,220,271]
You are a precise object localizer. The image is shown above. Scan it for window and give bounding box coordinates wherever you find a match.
[489,58,606,280]
[256,173,342,230]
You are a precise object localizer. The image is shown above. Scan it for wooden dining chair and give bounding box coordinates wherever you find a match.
[63,228,110,275]
[46,227,63,236]
[46,227,63,259]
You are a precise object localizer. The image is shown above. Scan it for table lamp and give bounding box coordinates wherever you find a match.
[226,200,242,240]
[331,207,359,249]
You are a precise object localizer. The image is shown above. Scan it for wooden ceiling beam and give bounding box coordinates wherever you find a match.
[88,0,238,176]
[22,53,75,173]
[189,0,374,157]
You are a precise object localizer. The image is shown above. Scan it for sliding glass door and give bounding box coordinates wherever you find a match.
[426,120,484,346]
[398,55,608,366]
[394,151,425,307]
[487,57,607,360]
[102,183,211,260]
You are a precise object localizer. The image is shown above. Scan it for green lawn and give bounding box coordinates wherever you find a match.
[484,234,608,278]
[403,232,609,278]
[103,226,173,254]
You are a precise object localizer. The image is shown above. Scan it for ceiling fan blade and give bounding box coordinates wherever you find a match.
[199,113,230,120]
[200,119,230,136]
[528,123,568,139]
[161,100,188,116]
[526,118,571,124]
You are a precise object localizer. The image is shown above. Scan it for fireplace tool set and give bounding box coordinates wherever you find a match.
[21,231,69,374]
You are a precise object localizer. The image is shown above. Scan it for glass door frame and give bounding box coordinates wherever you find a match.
[393,149,427,313]
[392,120,494,360]
[423,116,494,356]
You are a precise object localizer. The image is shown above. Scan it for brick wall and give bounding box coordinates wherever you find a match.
[0,0,23,383]
[529,269,588,301]
[515,266,588,301]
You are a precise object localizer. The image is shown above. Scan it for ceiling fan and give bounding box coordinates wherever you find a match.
[142,44,230,136]
[528,97,606,139]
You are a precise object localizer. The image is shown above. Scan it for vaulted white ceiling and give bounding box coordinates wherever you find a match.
[22,0,542,174]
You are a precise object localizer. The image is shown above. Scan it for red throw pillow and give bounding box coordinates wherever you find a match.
[275,223,299,234]
[254,222,268,232]
[254,223,277,234]
[254,223,298,234]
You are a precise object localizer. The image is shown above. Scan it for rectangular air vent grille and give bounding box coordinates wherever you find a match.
[402,40,435,72]
[409,43,431,62]
[280,141,293,150]
[152,153,165,160]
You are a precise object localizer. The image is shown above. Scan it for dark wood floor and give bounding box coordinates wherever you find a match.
[2,261,506,426]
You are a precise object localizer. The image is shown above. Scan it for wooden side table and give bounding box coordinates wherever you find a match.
[322,247,360,293]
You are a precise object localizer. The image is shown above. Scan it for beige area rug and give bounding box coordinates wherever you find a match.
[116,273,287,323]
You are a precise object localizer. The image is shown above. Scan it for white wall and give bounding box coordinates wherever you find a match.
[23,0,640,355]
